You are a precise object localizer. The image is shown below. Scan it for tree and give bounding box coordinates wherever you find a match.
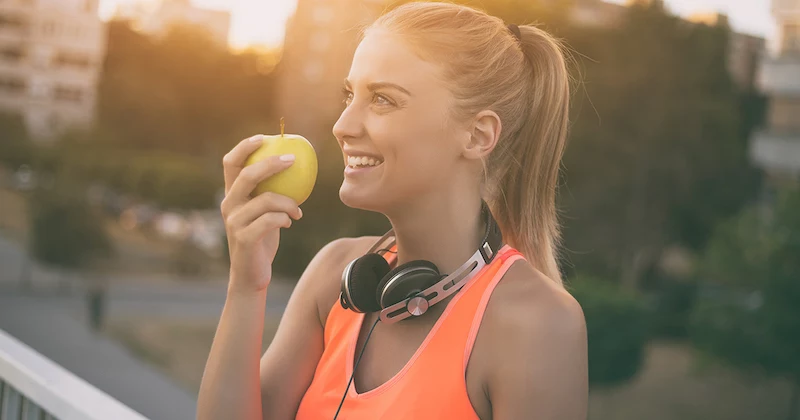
[569,278,649,388]
[28,179,114,275]
[0,112,34,169]
[558,4,758,289]
[690,187,800,420]
[97,20,278,160]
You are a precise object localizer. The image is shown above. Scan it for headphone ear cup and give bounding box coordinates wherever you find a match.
[344,253,391,313]
[376,260,441,309]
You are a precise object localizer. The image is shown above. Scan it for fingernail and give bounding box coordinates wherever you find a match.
[279,154,295,162]
[298,208,303,218]
[249,134,263,142]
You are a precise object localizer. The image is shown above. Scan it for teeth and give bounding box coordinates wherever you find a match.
[347,156,383,167]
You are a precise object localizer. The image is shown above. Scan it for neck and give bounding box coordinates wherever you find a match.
[384,191,485,276]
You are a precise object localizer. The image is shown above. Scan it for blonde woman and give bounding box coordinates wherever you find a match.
[199,2,588,419]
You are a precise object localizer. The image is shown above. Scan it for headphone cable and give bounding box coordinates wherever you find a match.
[332,316,381,420]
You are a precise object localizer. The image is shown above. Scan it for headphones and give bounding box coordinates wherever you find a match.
[339,200,504,324]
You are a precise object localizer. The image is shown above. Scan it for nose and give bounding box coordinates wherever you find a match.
[332,101,364,143]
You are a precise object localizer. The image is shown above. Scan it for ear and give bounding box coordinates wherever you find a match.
[461,110,501,160]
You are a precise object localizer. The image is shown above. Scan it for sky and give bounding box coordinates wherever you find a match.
[98,0,776,50]
[98,0,298,49]
[607,0,775,40]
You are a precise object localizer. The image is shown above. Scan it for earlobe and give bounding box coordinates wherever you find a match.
[463,110,501,159]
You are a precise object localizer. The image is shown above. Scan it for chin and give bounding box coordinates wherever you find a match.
[339,183,382,213]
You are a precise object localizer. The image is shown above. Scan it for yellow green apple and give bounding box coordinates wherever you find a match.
[244,132,318,205]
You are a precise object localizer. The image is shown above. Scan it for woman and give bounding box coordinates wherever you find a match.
[198,2,588,419]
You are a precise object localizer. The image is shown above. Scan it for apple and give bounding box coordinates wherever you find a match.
[244,131,318,206]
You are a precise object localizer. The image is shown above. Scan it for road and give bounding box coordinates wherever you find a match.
[0,234,294,320]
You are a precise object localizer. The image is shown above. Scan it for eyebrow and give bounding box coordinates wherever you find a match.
[344,79,412,96]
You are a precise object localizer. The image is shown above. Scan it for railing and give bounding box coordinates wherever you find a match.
[0,329,148,420]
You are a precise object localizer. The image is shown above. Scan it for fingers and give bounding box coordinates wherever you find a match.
[224,191,302,232]
[233,211,292,246]
[224,154,295,210]
[223,134,265,196]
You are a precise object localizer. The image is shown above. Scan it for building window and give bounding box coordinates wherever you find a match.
[0,46,25,62]
[0,14,29,33]
[54,86,84,103]
[54,51,91,69]
[0,76,26,94]
[783,23,800,53]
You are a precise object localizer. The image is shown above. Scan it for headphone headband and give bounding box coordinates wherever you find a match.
[357,200,504,323]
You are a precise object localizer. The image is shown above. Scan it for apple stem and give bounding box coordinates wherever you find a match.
[280,117,285,137]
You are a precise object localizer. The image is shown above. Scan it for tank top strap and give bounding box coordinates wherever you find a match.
[413,244,525,376]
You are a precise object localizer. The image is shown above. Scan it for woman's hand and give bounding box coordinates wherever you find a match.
[220,135,303,294]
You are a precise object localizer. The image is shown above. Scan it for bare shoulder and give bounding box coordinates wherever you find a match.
[478,261,588,419]
[485,261,586,339]
[310,235,383,327]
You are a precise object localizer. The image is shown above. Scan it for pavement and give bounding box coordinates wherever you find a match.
[0,234,295,420]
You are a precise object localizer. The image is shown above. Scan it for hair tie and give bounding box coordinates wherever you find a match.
[508,23,521,41]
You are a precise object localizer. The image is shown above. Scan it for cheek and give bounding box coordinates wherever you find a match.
[389,137,452,182]
[372,100,456,177]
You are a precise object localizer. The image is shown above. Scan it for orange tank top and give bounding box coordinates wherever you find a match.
[295,243,525,420]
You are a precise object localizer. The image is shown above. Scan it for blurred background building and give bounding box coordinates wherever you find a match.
[750,0,800,185]
[0,0,107,142]
[276,0,388,153]
[688,12,767,91]
[112,0,230,47]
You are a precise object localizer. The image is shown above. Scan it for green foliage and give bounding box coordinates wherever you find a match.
[558,3,759,287]
[121,153,220,210]
[0,112,35,169]
[28,181,114,270]
[690,187,800,387]
[41,131,220,210]
[646,275,699,338]
[97,21,277,158]
[569,278,650,388]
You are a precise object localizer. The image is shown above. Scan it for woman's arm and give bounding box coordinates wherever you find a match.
[487,271,589,420]
[258,238,354,419]
[198,136,305,420]
[197,282,271,420]
[197,238,351,420]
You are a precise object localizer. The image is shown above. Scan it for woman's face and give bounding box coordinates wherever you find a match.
[333,29,470,213]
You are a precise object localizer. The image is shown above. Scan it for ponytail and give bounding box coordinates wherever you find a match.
[489,25,570,286]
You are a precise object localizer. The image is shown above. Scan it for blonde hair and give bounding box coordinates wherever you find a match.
[368,1,570,286]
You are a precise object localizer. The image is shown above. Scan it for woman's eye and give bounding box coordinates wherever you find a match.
[341,88,393,107]
[342,88,353,105]
[374,94,392,106]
